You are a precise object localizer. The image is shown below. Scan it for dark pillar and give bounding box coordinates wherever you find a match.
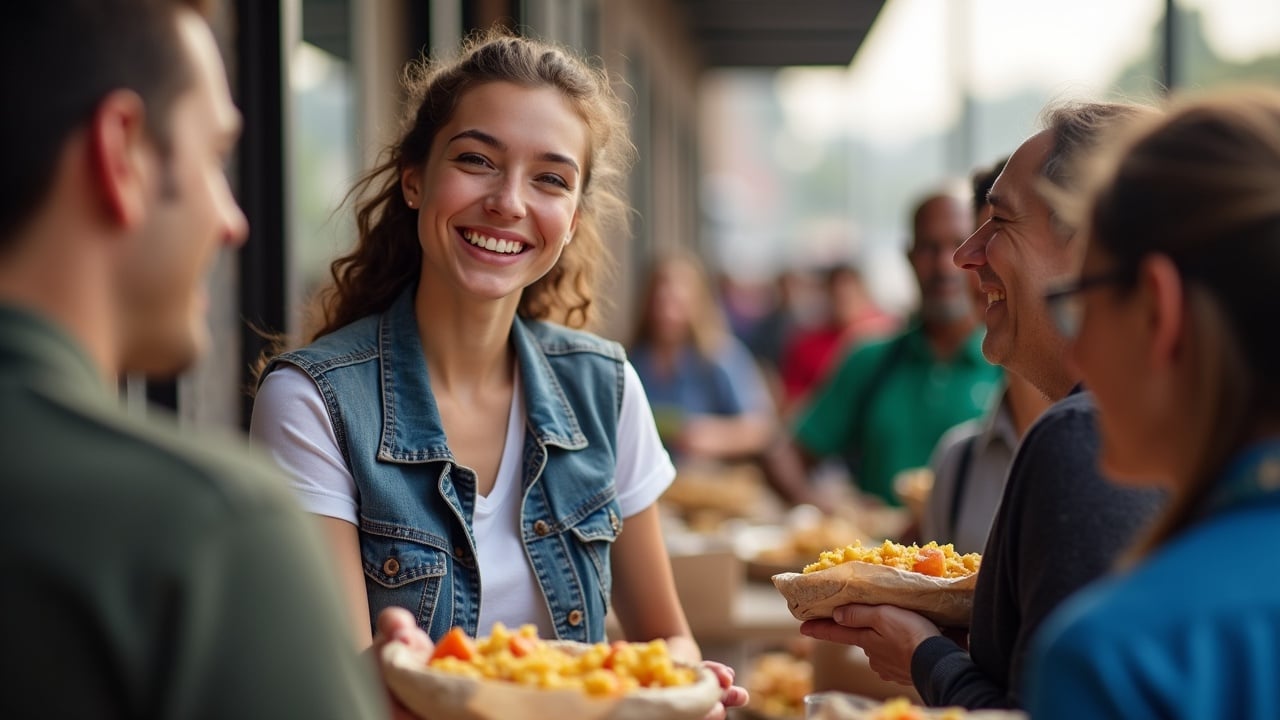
[233,0,287,429]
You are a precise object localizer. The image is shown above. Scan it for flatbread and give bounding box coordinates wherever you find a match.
[380,639,723,720]
[771,561,976,627]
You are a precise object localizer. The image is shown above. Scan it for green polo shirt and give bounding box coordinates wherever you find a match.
[0,305,385,719]
[794,323,1002,505]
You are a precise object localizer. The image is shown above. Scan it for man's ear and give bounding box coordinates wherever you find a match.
[1141,254,1184,371]
[88,89,151,230]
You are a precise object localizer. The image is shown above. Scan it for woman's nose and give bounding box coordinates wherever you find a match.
[484,177,527,219]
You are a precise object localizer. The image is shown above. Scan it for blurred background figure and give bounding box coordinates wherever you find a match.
[630,251,779,466]
[777,262,898,418]
[920,157,1051,553]
[770,188,1002,509]
[744,267,819,408]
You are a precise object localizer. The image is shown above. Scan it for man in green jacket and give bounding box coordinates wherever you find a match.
[0,2,401,717]
[787,191,1002,506]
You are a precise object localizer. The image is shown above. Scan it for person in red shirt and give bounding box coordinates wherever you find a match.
[778,263,898,416]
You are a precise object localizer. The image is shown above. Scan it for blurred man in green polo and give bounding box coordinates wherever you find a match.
[790,191,1002,505]
[0,2,389,717]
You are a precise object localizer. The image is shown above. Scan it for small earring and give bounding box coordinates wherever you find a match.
[406,198,416,208]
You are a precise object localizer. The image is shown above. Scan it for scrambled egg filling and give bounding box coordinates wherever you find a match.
[802,539,981,578]
[869,697,969,719]
[427,623,698,697]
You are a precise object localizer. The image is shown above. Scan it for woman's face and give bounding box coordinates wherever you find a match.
[648,263,699,346]
[1067,242,1173,486]
[402,81,589,305]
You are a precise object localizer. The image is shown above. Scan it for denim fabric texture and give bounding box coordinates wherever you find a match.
[265,286,626,642]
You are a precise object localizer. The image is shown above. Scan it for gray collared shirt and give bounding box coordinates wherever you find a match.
[922,384,1020,555]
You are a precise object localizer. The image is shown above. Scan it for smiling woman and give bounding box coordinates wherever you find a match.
[247,29,746,720]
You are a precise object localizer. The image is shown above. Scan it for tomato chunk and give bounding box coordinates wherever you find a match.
[430,627,477,663]
[508,635,536,658]
[911,548,946,577]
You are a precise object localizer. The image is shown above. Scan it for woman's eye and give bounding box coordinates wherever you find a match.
[455,153,491,168]
[538,174,571,190]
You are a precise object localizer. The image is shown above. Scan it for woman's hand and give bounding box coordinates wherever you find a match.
[370,607,434,719]
[799,604,940,686]
[701,660,749,720]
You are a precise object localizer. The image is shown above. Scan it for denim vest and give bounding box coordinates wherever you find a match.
[264,287,625,643]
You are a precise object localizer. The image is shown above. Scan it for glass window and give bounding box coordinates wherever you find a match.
[1175,0,1280,88]
[287,0,358,338]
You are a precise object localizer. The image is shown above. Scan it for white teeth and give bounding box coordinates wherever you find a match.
[986,290,1006,307]
[464,230,524,255]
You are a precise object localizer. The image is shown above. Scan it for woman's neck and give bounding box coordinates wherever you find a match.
[414,280,518,392]
[1005,374,1053,437]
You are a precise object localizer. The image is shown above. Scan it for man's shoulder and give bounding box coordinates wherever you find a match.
[1022,389,1096,444]
[12,385,294,521]
[1000,390,1101,501]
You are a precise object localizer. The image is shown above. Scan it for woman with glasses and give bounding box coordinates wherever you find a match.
[1026,86,1280,719]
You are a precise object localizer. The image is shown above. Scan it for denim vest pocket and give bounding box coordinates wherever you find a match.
[359,529,449,633]
[566,502,623,607]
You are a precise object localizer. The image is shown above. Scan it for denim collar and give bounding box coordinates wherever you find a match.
[375,287,587,463]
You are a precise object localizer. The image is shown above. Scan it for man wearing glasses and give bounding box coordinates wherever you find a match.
[800,103,1166,711]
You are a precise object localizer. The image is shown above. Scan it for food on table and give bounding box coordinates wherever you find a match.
[892,467,933,523]
[745,651,812,718]
[807,694,1025,720]
[660,463,765,531]
[866,697,965,720]
[754,515,868,567]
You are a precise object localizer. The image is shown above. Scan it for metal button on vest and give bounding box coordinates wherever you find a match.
[382,557,400,576]
[567,609,583,626]
[453,546,467,560]
[533,519,551,536]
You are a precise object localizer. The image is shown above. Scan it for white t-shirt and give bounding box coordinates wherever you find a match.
[250,360,675,637]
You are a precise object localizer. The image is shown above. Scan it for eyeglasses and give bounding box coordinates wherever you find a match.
[1043,267,1133,339]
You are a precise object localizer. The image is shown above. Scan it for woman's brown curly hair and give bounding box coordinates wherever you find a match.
[307,28,634,341]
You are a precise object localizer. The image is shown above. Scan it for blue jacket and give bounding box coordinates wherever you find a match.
[264,287,627,643]
[1025,442,1280,719]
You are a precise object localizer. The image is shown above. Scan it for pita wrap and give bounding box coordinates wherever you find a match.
[771,561,976,627]
[380,639,723,720]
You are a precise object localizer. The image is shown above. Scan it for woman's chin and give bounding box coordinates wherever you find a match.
[1098,451,1169,489]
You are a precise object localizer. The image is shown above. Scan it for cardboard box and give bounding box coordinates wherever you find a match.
[669,549,744,638]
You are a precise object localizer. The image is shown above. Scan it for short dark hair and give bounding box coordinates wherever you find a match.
[0,0,209,247]
[970,156,1008,215]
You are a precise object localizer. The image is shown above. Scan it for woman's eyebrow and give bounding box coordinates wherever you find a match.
[447,129,579,173]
